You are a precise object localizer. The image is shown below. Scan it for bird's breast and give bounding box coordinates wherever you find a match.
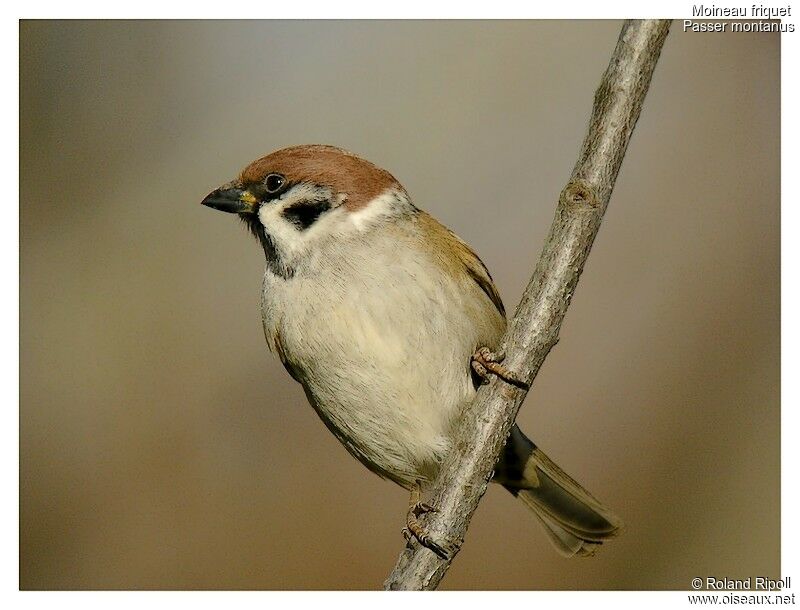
[259,223,503,485]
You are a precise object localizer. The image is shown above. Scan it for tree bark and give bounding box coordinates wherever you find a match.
[384,19,672,591]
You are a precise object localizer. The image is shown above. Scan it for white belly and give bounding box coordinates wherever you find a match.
[260,228,503,488]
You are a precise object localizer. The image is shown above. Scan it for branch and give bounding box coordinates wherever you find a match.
[384,19,672,591]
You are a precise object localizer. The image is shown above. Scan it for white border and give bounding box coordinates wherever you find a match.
[6,1,795,607]
[780,0,797,598]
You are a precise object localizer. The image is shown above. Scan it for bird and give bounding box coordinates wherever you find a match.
[201,144,621,558]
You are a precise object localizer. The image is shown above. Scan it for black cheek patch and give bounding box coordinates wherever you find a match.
[282,199,331,230]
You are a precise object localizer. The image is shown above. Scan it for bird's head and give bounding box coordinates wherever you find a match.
[201,145,413,276]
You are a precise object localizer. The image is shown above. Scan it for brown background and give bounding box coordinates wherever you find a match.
[20,21,780,589]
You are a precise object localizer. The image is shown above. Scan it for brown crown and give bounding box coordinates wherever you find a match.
[239,145,403,211]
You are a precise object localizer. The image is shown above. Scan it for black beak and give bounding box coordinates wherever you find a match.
[201,187,257,214]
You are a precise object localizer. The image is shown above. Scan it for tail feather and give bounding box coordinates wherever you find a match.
[496,426,622,557]
[525,498,598,557]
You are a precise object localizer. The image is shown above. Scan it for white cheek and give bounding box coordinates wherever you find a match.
[256,186,412,270]
[256,185,342,264]
[348,189,410,231]
[258,204,302,255]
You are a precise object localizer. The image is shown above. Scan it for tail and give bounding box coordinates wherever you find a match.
[495,426,622,557]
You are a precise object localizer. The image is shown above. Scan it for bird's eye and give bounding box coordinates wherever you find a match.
[264,173,286,194]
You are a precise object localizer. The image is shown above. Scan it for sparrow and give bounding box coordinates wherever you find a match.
[201,145,621,558]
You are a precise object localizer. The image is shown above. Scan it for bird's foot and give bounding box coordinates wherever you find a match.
[402,481,459,560]
[470,347,530,390]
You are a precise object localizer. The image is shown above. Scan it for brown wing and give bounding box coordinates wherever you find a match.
[458,243,506,317]
[416,211,506,318]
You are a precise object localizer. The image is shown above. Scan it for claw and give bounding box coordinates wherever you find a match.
[403,481,458,559]
[471,347,530,390]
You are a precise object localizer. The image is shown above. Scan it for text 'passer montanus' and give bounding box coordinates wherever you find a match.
[202,145,620,558]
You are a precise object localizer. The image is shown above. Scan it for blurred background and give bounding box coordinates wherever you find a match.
[20,21,779,589]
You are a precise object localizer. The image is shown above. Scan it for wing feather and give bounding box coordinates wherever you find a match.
[416,211,506,318]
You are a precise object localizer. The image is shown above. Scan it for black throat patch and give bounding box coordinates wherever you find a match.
[240,214,293,278]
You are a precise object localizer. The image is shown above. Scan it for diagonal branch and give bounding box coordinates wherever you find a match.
[384,19,672,591]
